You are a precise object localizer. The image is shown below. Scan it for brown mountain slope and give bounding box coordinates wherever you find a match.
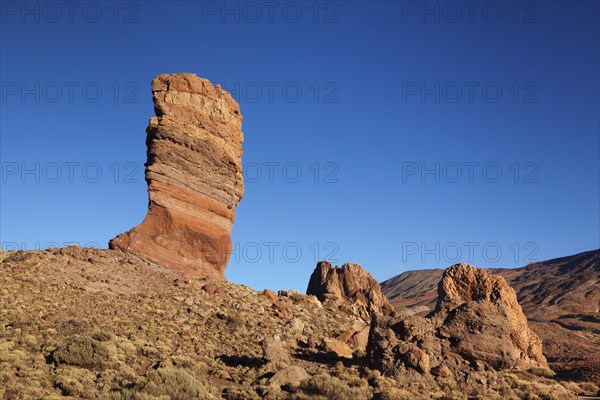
[380,269,444,311]
[380,249,600,382]
[490,250,600,319]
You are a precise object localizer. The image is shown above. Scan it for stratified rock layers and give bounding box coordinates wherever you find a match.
[110,73,244,280]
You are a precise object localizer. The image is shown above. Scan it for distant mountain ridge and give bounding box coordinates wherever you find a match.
[381,249,600,315]
[380,249,600,381]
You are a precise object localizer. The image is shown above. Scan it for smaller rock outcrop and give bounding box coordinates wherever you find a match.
[366,262,548,381]
[366,314,433,376]
[335,320,370,353]
[268,366,309,388]
[261,336,291,367]
[322,338,353,359]
[306,261,395,322]
[434,263,547,369]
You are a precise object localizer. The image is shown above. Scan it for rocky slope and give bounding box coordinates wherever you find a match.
[110,73,244,280]
[380,249,600,382]
[1,249,588,399]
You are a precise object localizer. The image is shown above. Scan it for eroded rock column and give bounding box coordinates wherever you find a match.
[110,73,244,280]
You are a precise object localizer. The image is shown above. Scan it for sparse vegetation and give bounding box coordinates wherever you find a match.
[289,373,370,400]
[109,367,218,400]
[0,247,586,399]
[51,335,112,369]
[287,290,305,303]
[527,367,557,378]
[504,370,575,400]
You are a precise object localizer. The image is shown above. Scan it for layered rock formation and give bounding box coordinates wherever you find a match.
[306,261,395,322]
[367,263,547,381]
[110,73,244,280]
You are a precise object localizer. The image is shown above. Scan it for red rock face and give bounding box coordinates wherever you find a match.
[306,261,395,321]
[109,73,244,280]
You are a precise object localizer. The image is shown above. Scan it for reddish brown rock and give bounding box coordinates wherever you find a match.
[268,366,309,388]
[352,325,370,352]
[432,364,452,379]
[367,263,547,380]
[261,336,291,366]
[270,298,292,318]
[381,250,600,381]
[202,282,218,295]
[172,278,190,286]
[323,338,353,359]
[336,321,370,353]
[366,315,428,376]
[435,263,547,369]
[201,282,226,298]
[404,348,430,374]
[306,261,395,321]
[260,289,278,302]
[436,262,515,311]
[109,73,244,280]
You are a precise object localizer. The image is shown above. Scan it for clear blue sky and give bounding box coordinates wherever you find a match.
[1,1,598,292]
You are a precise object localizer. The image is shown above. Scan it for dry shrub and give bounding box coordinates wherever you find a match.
[289,373,370,400]
[504,371,575,400]
[51,336,111,369]
[109,390,160,400]
[527,368,557,379]
[110,367,218,400]
[288,291,305,303]
[222,386,261,400]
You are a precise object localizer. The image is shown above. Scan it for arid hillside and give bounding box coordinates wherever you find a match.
[1,247,596,399]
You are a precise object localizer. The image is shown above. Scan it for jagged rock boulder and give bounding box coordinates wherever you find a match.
[322,338,354,359]
[366,313,434,376]
[261,336,291,366]
[109,73,244,280]
[268,366,309,388]
[306,261,395,322]
[335,320,370,353]
[367,263,548,380]
[436,261,519,311]
[434,263,547,369]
